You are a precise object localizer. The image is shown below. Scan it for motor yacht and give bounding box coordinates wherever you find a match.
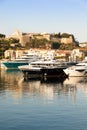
[63,62,87,77]
[19,59,68,80]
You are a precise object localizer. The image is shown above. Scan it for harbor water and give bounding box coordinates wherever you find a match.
[0,70,87,130]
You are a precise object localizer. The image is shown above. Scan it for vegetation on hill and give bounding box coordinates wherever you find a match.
[59,43,77,50]
[25,38,51,49]
[0,33,80,59]
[51,32,74,38]
[61,33,72,38]
[50,32,61,38]
[25,38,79,50]
[0,37,22,59]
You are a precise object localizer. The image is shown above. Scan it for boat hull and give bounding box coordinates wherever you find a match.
[2,61,29,69]
[22,68,68,80]
[64,69,87,77]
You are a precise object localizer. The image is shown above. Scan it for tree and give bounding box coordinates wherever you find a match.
[0,47,5,58]
[0,34,5,38]
[9,38,19,43]
[61,33,70,38]
[51,42,60,49]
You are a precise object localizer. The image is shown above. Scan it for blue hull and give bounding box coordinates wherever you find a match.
[2,61,29,69]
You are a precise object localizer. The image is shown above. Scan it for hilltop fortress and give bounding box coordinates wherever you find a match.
[8,30,78,46]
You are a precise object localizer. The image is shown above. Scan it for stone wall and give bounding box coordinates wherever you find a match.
[8,31,76,46]
[61,36,73,44]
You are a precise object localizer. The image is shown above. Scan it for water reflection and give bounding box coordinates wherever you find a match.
[64,77,87,85]
[0,69,87,101]
[63,77,87,93]
[1,70,87,130]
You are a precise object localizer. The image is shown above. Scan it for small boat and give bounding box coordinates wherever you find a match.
[63,62,87,77]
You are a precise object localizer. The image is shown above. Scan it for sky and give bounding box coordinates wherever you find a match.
[0,0,87,42]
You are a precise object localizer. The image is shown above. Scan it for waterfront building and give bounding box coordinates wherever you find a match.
[4,49,29,60]
[70,49,85,62]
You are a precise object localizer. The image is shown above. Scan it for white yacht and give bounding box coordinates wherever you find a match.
[18,59,68,71]
[63,62,87,77]
[18,59,68,80]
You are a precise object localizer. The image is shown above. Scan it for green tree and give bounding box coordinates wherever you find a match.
[51,42,60,49]
[0,34,5,38]
[0,47,5,58]
[9,38,19,44]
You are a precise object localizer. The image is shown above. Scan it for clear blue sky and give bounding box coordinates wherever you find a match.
[0,0,87,42]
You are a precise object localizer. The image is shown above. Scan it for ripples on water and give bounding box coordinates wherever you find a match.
[0,70,87,130]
